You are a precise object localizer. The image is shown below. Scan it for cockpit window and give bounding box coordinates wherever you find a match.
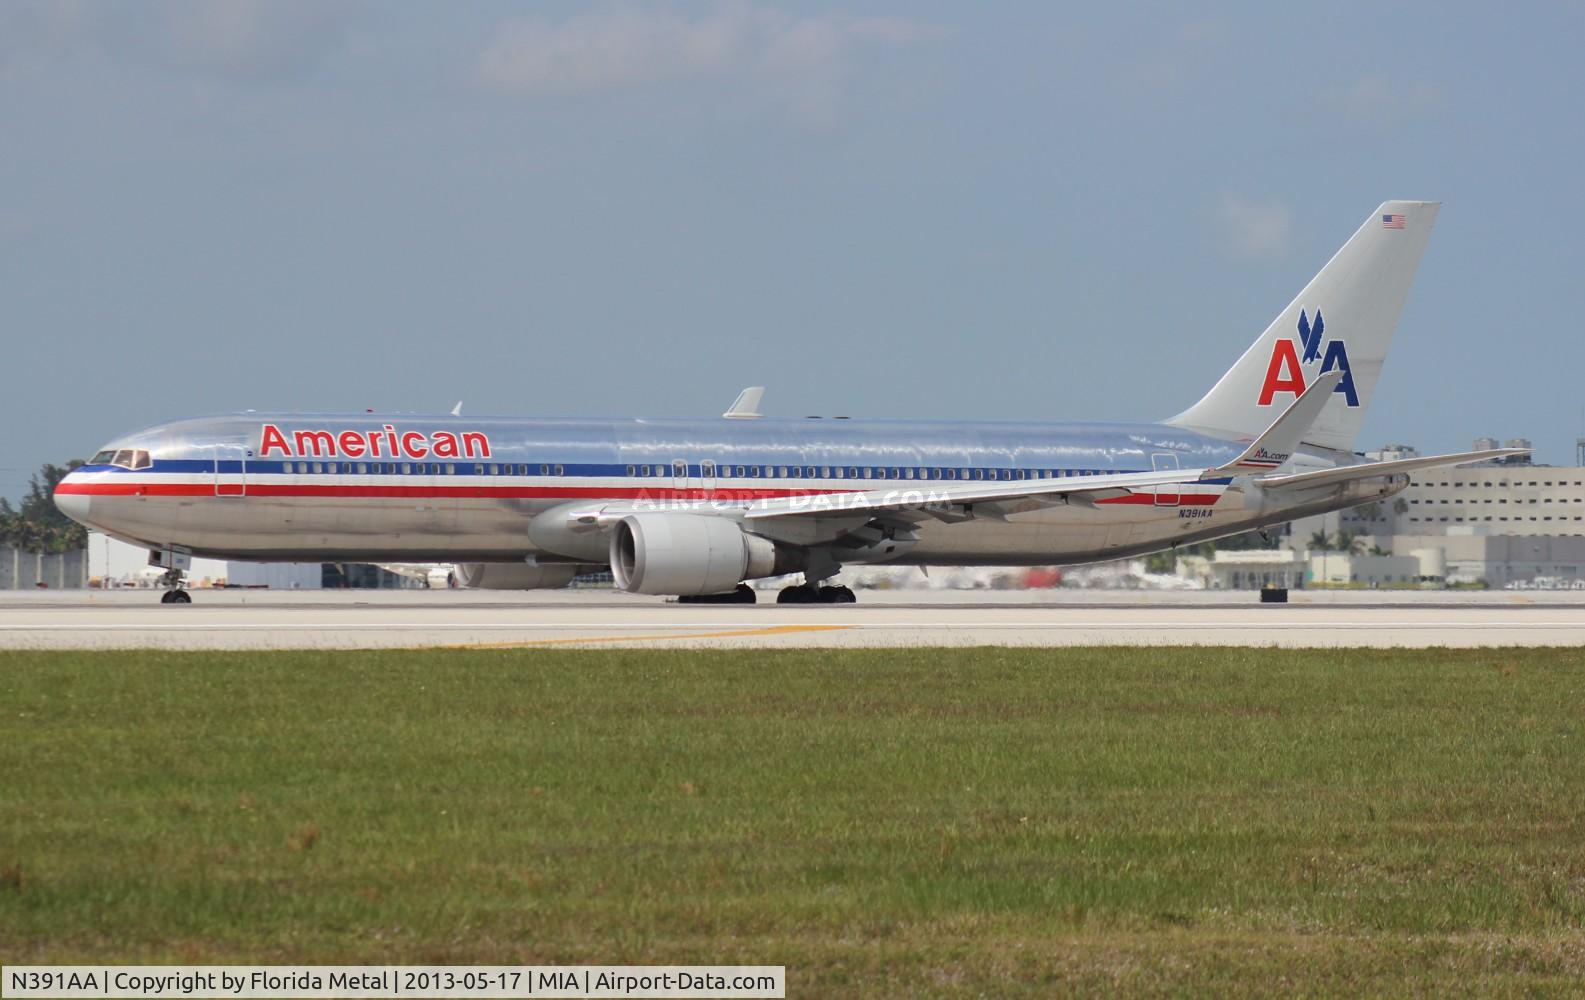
[96,449,152,470]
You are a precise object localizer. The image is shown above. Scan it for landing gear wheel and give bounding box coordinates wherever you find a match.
[819,585,857,604]
[679,584,758,605]
[777,584,819,604]
[161,589,191,605]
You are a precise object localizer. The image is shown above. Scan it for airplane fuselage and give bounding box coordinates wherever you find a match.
[55,412,1399,568]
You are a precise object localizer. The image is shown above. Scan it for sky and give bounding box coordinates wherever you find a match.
[4,1,1584,500]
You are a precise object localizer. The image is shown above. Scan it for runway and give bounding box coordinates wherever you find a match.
[3,588,1584,649]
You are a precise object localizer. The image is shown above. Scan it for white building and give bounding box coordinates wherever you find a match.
[1276,438,1585,588]
[1179,547,1445,590]
[1326,439,1585,539]
[1177,550,1307,590]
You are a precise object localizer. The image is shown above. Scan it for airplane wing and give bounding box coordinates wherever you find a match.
[740,466,1206,521]
[742,373,1348,522]
[739,446,1529,523]
[1255,448,1529,490]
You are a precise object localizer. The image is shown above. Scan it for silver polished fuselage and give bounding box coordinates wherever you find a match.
[55,412,1398,566]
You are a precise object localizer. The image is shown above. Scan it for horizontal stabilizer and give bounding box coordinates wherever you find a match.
[1257,448,1529,491]
[1204,370,1344,477]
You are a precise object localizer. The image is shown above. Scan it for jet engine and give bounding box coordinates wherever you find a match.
[453,561,578,590]
[610,513,788,596]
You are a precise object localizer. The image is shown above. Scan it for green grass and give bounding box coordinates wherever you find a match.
[3,647,1585,996]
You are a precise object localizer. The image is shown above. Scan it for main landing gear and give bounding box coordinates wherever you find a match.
[678,584,758,605]
[777,583,856,604]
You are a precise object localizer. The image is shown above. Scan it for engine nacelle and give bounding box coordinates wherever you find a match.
[610,513,780,596]
[453,562,578,590]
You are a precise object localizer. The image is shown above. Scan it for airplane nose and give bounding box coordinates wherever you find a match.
[53,478,91,524]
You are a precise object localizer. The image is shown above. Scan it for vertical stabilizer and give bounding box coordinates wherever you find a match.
[1167,200,1438,452]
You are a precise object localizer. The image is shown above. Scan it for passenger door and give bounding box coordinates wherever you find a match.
[1151,453,1179,507]
[213,444,247,498]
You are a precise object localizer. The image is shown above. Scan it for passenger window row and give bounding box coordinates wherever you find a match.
[621,465,1096,481]
[252,462,1116,480]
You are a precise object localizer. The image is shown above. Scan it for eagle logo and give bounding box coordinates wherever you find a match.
[1296,309,1324,364]
[1257,307,1358,407]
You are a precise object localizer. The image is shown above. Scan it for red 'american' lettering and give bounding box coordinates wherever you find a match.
[258,424,491,460]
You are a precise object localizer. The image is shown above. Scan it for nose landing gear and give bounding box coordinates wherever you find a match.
[157,566,191,604]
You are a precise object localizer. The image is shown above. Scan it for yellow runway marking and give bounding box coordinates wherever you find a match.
[444,624,855,649]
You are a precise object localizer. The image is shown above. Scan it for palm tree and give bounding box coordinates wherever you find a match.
[1334,530,1367,555]
[1307,530,1333,551]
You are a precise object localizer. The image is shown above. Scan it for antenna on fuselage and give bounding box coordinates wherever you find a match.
[450,401,463,417]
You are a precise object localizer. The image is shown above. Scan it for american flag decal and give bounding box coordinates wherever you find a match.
[1381,213,1406,229]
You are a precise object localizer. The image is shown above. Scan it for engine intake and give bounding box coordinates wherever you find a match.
[610,513,782,596]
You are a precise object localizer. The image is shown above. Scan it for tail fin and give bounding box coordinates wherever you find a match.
[1167,200,1439,453]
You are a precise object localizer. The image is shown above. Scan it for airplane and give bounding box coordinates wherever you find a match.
[54,200,1523,605]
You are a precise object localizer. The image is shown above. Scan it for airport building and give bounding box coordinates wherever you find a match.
[1275,438,1585,588]
[1176,547,1443,591]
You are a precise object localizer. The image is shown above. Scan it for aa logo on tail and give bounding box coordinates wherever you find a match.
[1257,308,1359,407]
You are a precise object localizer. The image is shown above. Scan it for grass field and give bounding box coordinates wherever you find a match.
[3,647,1585,996]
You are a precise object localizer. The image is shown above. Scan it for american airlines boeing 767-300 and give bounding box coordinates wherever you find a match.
[54,200,1521,603]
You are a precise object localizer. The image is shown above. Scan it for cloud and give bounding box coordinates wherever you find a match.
[474,3,942,117]
[1215,195,1293,259]
[1325,75,1440,128]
